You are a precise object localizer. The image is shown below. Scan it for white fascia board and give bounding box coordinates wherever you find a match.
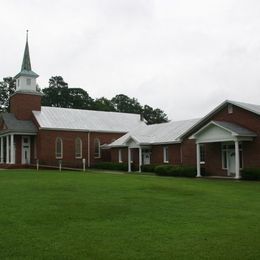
[179,100,229,139]
[0,132,37,137]
[124,135,140,145]
[38,127,127,134]
[151,140,182,145]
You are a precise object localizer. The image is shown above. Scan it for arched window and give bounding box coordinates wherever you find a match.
[55,137,63,159]
[75,137,82,159]
[94,138,101,158]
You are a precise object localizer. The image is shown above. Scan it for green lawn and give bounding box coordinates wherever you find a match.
[0,170,259,259]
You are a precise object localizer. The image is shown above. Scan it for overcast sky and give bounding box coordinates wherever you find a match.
[1,0,260,120]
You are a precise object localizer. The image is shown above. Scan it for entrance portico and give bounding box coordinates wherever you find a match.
[125,137,151,172]
[192,121,256,179]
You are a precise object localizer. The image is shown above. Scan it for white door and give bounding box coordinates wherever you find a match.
[22,136,30,164]
[228,150,236,175]
[142,151,151,165]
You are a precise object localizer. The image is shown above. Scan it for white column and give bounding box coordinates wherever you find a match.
[10,134,15,164]
[6,136,10,164]
[128,147,131,172]
[139,147,142,173]
[87,132,90,168]
[0,137,3,163]
[235,140,240,179]
[196,143,201,177]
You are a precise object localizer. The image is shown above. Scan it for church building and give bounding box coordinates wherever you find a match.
[0,35,146,169]
[1,35,260,179]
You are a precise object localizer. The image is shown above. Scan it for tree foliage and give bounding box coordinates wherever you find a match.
[111,94,142,114]
[0,77,16,112]
[1,74,168,124]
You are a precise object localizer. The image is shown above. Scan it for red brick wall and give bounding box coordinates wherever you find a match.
[10,93,41,120]
[182,104,260,175]
[36,130,124,168]
[181,139,196,166]
[110,143,182,168]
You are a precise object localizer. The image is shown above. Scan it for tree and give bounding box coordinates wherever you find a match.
[142,105,168,124]
[42,76,70,107]
[68,88,94,109]
[94,97,116,111]
[111,94,142,114]
[41,76,94,109]
[0,77,16,112]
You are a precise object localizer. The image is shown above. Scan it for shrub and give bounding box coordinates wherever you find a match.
[94,162,138,172]
[141,164,160,173]
[241,168,260,180]
[94,162,128,171]
[154,164,196,178]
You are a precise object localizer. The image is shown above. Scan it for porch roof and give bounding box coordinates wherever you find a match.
[0,113,37,135]
[108,118,200,147]
[192,120,256,143]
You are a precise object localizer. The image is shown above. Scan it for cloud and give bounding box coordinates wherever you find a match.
[1,0,260,120]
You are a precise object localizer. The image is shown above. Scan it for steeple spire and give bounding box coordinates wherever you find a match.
[21,30,32,71]
[14,30,39,93]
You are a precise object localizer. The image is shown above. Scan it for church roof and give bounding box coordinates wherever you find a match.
[33,106,146,133]
[109,118,200,146]
[1,113,37,134]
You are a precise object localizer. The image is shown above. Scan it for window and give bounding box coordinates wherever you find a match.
[94,138,101,158]
[75,138,82,159]
[118,149,122,163]
[200,144,205,164]
[163,146,169,163]
[26,78,31,85]
[55,137,63,159]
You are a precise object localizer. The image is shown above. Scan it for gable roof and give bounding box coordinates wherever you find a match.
[0,113,37,134]
[109,118,200,147]
[33,106,145,133]
[192,120,256,138]
[179,100,260,140]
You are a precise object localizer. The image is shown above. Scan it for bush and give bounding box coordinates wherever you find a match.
[241,168,260,180]
[94,162,138,172]
[154,164,197,178]
[94,162,128,171]
[141,164,160,173]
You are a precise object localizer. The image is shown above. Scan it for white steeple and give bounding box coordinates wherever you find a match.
[14,30,39,93]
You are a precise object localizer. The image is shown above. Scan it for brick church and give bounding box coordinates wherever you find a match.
[1,36,260,179]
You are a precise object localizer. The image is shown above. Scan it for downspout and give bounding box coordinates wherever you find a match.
[88,132,90,167]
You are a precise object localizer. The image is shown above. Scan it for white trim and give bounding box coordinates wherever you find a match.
[37,127,127,134]
[179,100,260,140]
[10,134,15,164]
[235,140,240,179]
[196,143,201,177]
[0,137,3,163]
[87,132,90,167]
[6,135,9,164]
[139,147,142,172]
[128,147,131,172]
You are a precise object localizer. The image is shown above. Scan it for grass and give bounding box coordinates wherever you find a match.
[0,169,259,259]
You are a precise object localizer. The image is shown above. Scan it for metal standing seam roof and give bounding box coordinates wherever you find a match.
[179,100,260,139]
[33,106,146,133]
[109,118,200,146]
[1,113,37,133]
